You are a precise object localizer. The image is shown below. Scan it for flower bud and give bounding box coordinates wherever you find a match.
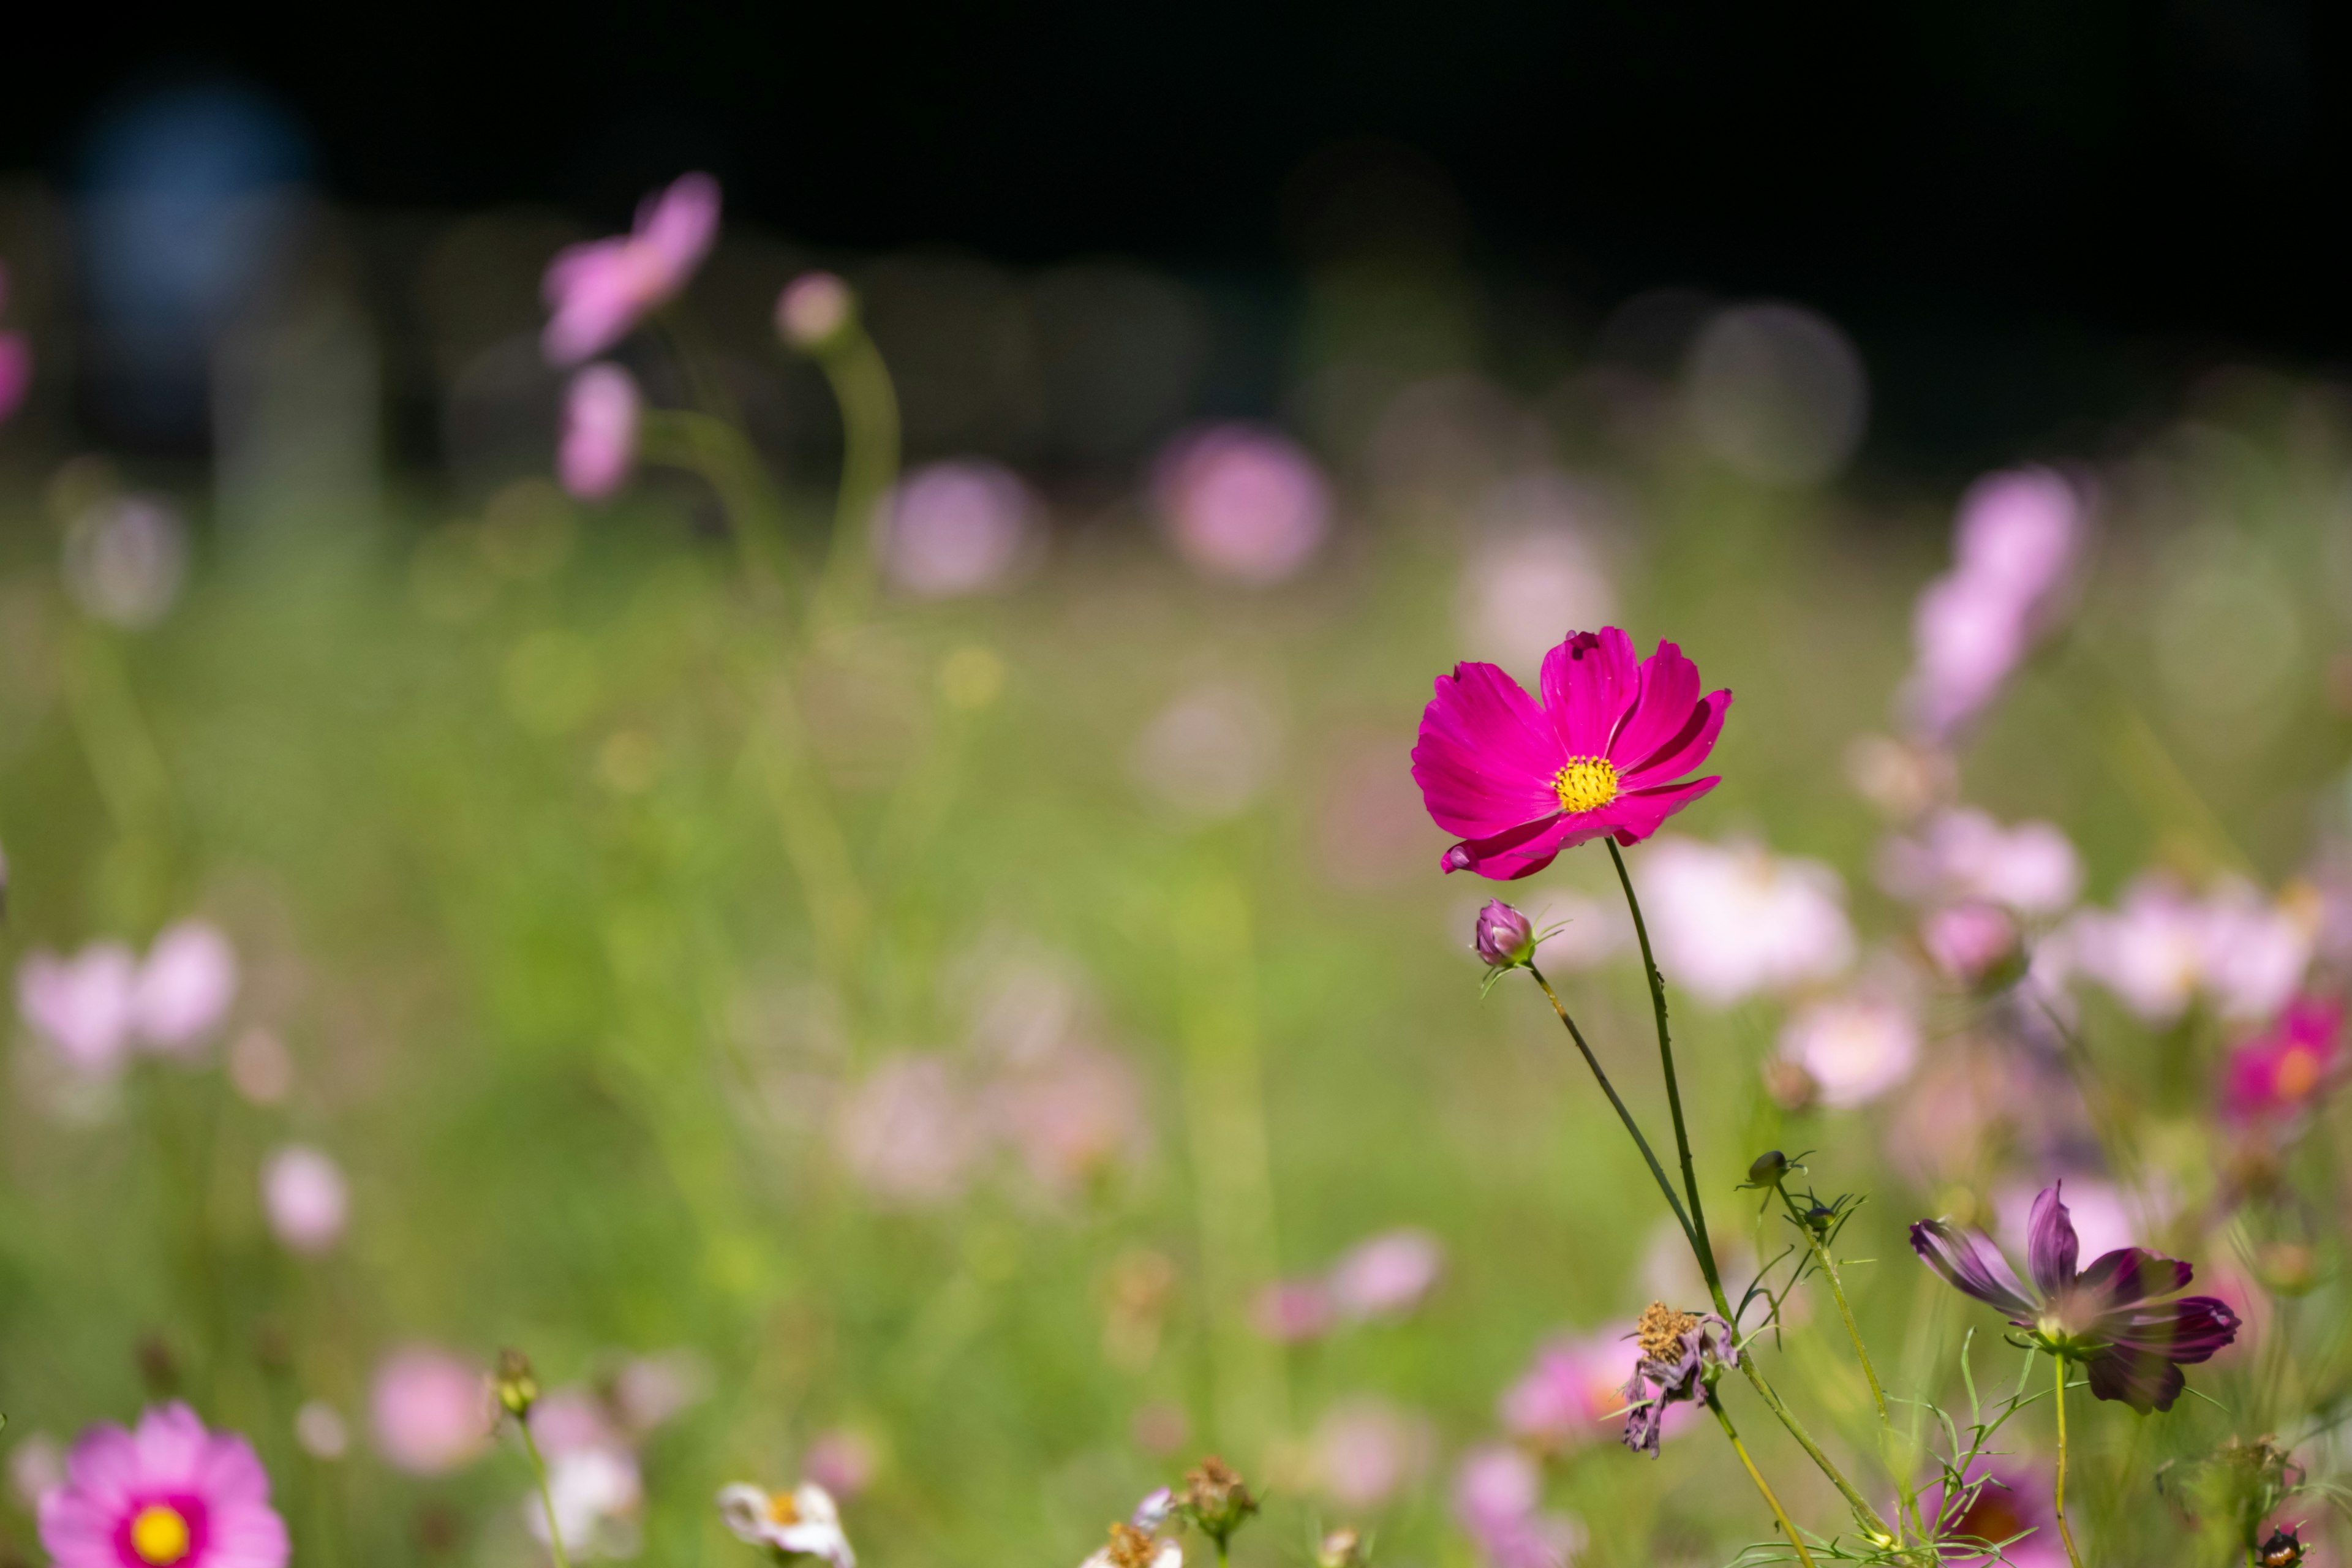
[1179,1454,1258,1548]
[1746,1150,1788,1187]
[1473,900,1537,969]
[492,1348,539,1418]
[777,272,856,350]
[1316,1528,1365,1568]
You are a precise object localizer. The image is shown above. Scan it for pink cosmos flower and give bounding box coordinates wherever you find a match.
[2224,998,2343,1121]
[369,1348,492,1475]
[1251,1280,1336,1343]
[1638,837,1853,1005]
[1901,468,2085,742]
[541,173,721,366]
[1412,628,1730,880]
[18,943,141,1075]
[1153,423,1332,586]
[130,922,238,1057]
[1325,1229,1443,1321]
[2068,873,2315,1026]
[1777,990,1920,1108]
[1498,1322,1668,1452]
[559,364,641,499]
[877,459,1041,598]
[259,1146,348,1254]
[832,1055,983,1208]
[1920,902,2021,984]
[1924,1462,2064,1567]
[1451,1446,1584,1568]
[1305,1399,1428,1511]
[38,1403,288,1568]
[1877,809,2081,916]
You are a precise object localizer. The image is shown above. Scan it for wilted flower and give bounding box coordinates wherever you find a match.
[1153,423,1332,586]
[1178,1455,1259,1550]
[1079,1518,1178,1568]
[38,1403,288,1568]
[1618,1302,1738,1457]
[2224,998,2343,1122]
[529,1447,643,1559]
[1472,901,1536,970]
[1776,990,1920,1109]
[717,1481,854,1568]
[1413,628,1731,880]
[1912,1182,2239,1411]
[877,459,1041,598]
[542,173,720,366]
[1636,837,1853,1006]
[559,364,641,499]
[370,1347,493,1474]
[1326,1229,1443,1321]
[63,496,188,629]
[776,272,854,350]
[260,1145,349,1254]
[1925,1462,2064,1567]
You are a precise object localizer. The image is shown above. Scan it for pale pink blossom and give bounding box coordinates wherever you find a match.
[370,1347,493,1474]
[988,1042,1147,1198]
[611,1351,709,1436]
[527,1446,643,1559]
[130,920,238,1055]
[1900,467,2085,742]
[877,459,1041,598]
[832,1054,983,1207]
[1638,837,1855,1006]
[1251,1280,1335,1343]
[1306,1398,1428,1511]
[17,943,139,1074]
[261,1145,349,1254]
[1128,684,1282,820]
[9,1432,65,1508]
[803,1431,877,1501]
[543,174,720,366]
[559,364,641,499]
[1452,1446,1584,1568]
[1153,423,1332,586]
[63,496,188,629]
[1778,990,1920,1108]
[1325,1229,1443,1321]
[1498,1322,1643,1450]
[2067,873,2315,1026]
[294,1402,348,1460]
[776,273,854,349]
[1452,484,1617,673]
[1877,809,2081,917]
[1920,903,2019,984]
[228,1028,294,1104]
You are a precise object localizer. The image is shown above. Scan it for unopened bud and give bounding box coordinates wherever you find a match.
[493,1348,539,1417]
[1746,1150,1789,1187]
[1473,900,1537,969]
[777,272,855,350]
[1316,1528,1365,1568]
[1179,1454,1259,1548]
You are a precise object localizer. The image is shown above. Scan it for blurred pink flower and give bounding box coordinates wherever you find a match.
[559,364,641,499]
[131,921,238,1055]
[371,1348,492,1475]
[1992,1178,2147,1265]
[832,1055,982,1207]
[1251,1280,1336,1343]
[17,943,139,1075]
[2067,873,2314,1026]
[1306,1398,1428,1512]
[611,1350,709,1436]
[1777,990,1920,1108]
[1452,1445,1583,1568]
[0,331,28,425]
[260,1145,349,1254]
[2223,997,2342,1122]
[543,173,720,366]
[877,459,1041,598]
[1452,486,1617,673]
[1639,837,1853,1006]
[1498,1323,1643,1450]
[38,1403,287,1568]
[1129,683,1282,821]
[1153,423,1332,586]
[1325,1229,1442,1321]
[527,1446,642,1559]
[1920,902,2021,984]
[1925,1461,2064,1567]
[804,1431,878,1500]
[989,1042,1147,1199]
[1877,809,2081,917]
[9,1431,65,1509]
[776,272,853,349]
[63,496,188,630]
[1901,467,2084,742]
[527,1389,618,1458]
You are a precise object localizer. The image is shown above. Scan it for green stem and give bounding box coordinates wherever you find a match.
[1525,967,1700,1255]
[808,323,902,635]
[637,410,796,606]
[1781,1188,1903,1534]
[519,1419,575,1568]
[2053,1356,2085,1568]
[1709,1393,1819,1568]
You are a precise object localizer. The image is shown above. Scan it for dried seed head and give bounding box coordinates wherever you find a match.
[1635,1301,1698,1360]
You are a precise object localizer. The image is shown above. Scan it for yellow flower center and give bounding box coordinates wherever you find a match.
[1553,755,1619,815]
[2277,1046,2322,1101]
[767,1493,802,1528]
[130,1506,191,1566]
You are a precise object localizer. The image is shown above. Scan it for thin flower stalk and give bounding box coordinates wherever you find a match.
[517,1414,575,1568]
[1774,1182,1910,1539]
[1708,1394,1818,1568]
[805,315,903,633]
[2052,1355,2086,1568]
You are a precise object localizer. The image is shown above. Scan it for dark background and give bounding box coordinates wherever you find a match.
[5,0,2343,466]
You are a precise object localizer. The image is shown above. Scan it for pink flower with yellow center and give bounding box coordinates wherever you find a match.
[38,1404,288,1568]
[2225,997,2343,1122]
[1412,627,1730,880]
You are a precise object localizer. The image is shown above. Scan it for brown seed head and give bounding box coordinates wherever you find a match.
[1104,1523,1159,1568]
[1182,1454,1258,1539]
[1635,1301,1698,1360]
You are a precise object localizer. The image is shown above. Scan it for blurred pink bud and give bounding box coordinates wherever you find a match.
[542,173,721,366]
[261,1145,349,1254]
[877,459,1041,598]
[371,1348,494,1474]
[777,272,854,349]
[0,331,29,424]
[1325,1229,1443,1321]
[1306,1398,1428,1511]
[1777,992,1920,1108]
[17,943,138,1075]
[559,364,641,499]
[1153,423,1333,586]
[1920,902,2019,984]
[1250,1280,1335,1343]
[1953,467,2082,609]
[132,920,238,1054]
[803,1430,878,1499]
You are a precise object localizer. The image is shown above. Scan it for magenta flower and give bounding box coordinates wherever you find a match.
[38,1403,288,1568]
[541,173,720,366]
[2224,997,2342,1122]
[1911,1183,2239,1412]
[1925,1463,2064,1567]
[1413,628,1730,880]
[0,331,29,426]
[559,364,642,499]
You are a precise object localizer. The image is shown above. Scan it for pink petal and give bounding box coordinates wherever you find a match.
[1441,813,1575,881]
[1411,663,1563,839]
[202,1501,291,1568]
[2025,1185,2078,1298]
[1539,629,1639,756]
[36,1488,124,1568]
[637,172,721,278]
[1594,775,1721,845]
[1609,639,1704,767]
[61,1424,143,1512]
[133,1403,211,1487]
[1618,689,1732,786]
[195,1432,272,1509]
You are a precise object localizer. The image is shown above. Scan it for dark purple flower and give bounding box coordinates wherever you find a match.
[1910,1182,2239,1413]
[1474,900,1537,969]
[1618,1302,1738,1457]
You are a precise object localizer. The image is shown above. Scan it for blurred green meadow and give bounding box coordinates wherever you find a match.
[7,213,2352,1568]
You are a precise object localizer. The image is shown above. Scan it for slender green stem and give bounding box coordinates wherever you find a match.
[518,1419,575,1568]
[1709,1393,1819,1568]
[2052,1356,2085,1568]
[1607,839,1724,1310]
[636,410,796,605]
[1525,967,1700,1254]
[1781,1189,1906,1545]
[809,323,902,634]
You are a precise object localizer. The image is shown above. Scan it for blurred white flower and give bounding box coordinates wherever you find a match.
[1777,990,1920,1109]
[1129,683,1281,821]
[877,458,1042,598]
[1638,837,1855,1006]
[1153,423,1332,586]
[611,1350,710,1436]
[832,1054,983,1207]
[63,495,188,629]
[718,1482,854,1568]
[529,1446,644,1559]
[1306,1398,1430,1512]
[1877,809,2081,917]
[2066,872,2314,1027]
[261,1144,349,1254]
